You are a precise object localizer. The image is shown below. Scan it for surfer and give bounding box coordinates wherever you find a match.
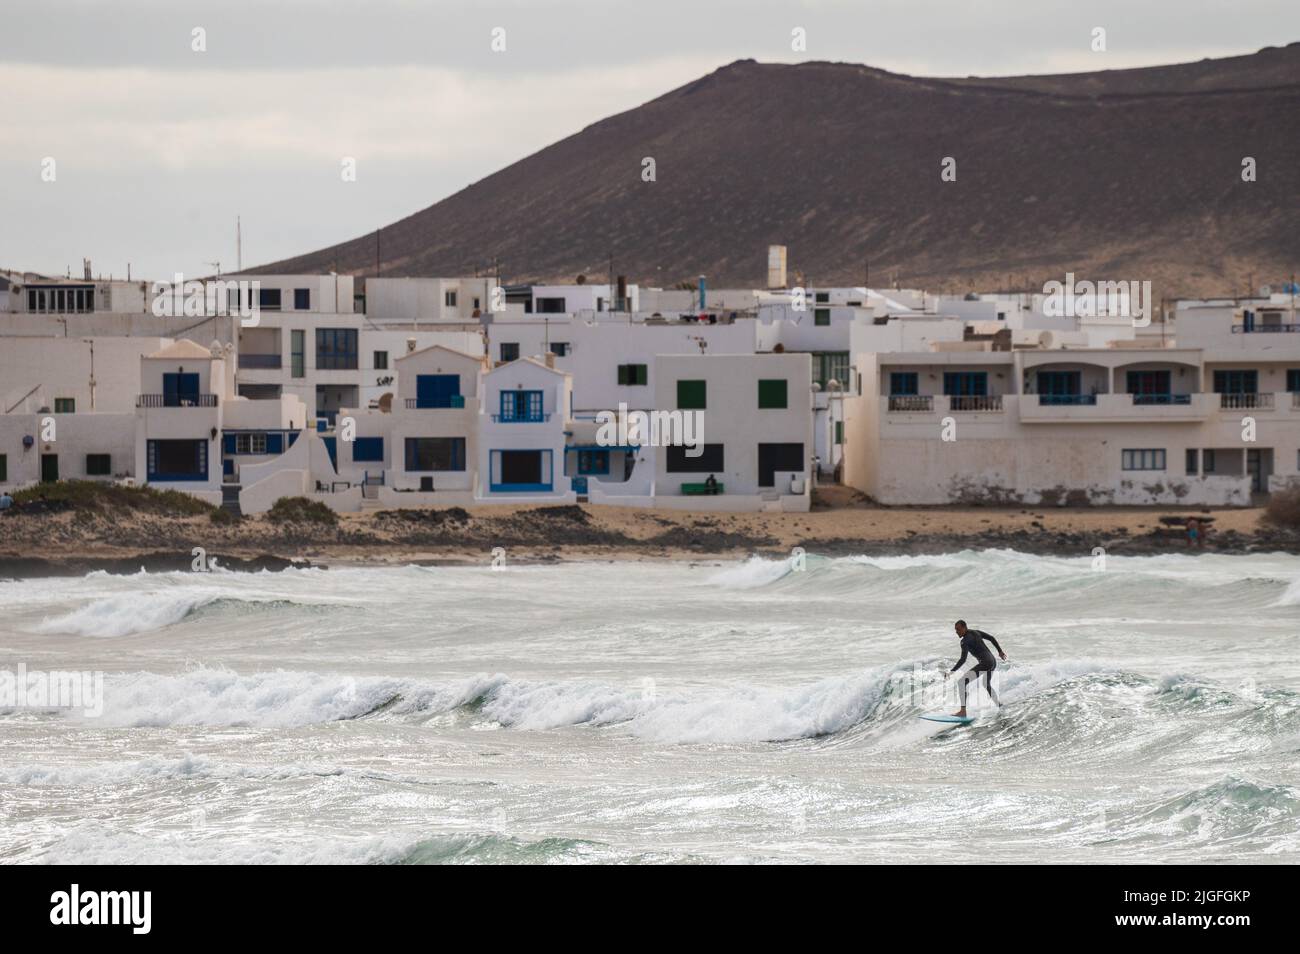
[944,620,1007,717]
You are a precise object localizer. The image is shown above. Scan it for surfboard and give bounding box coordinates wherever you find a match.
[920,714,975,724]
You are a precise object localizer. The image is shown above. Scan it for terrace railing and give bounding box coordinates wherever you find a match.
[1219,392,1274,410]
[136,393,218,408]
[887,395,933,412]
[948,395,1003,412]
[1130,393,1192,406]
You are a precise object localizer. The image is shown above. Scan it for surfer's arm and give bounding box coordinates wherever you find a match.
[949,648,968,672]
[980,632,1008,659]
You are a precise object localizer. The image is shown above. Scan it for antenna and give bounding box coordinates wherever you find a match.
[236,216,242,272]
[205,261,222,277]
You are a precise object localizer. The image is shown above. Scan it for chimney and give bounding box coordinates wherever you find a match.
[83,258,92,281]
[616,274,627,311]
[767,245,787,289]
[406,337,417,353]
[544,352,555,369]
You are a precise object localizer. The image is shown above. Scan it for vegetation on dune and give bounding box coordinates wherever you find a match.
[10,480,216,516]
[1263,486,1300,531]
[266,496,339,527]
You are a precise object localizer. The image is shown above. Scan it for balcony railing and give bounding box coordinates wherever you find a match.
[1231,324,1299,333]
[1037,394,1098,406]
[491,411,551,423]
[136,393,218,408]
[1219,392,1273,410]
[405,396,466,409]
[949,395,1003,412]
[887,395,933,412]
[1131,393,1192,406]
[239,353,282,369]
[1294,392,1300,410]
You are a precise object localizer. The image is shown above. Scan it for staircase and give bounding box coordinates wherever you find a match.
[221,484,242,517]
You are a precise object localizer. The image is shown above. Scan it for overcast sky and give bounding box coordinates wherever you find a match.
[3,0,1296,280]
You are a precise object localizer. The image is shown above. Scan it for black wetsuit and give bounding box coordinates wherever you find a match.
[951,629,1004,705]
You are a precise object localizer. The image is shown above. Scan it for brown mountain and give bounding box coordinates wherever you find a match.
[256,44,1300,298]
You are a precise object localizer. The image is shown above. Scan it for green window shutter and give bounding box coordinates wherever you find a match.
[814,309,830,326]
[835,421,844,445]
[635,364,647,385]
[677,379,706,409]
[617,364,629,385]
[758,379,788,409]
[0,454,6,482]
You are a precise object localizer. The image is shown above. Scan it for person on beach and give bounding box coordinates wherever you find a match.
[944,620,1007,716]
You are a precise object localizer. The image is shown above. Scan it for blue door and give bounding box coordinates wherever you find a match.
[417,374,460,408]
[162,372,200,407]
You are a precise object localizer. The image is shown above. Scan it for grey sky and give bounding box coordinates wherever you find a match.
[3,0,1296,280]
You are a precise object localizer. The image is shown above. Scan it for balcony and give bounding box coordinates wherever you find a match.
[1037,394,1097,406]
[1219,392,1274,410]
[948,395,1003,412]
[1231,323,1299,334]
[491,411,551,423]
[239,353,282,370]
[405,395,466,409]
[887,395,933,412]
[137,393,218,408]
[1021,391,1211,423]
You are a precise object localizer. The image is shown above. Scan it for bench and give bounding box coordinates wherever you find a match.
[681,482,723,495]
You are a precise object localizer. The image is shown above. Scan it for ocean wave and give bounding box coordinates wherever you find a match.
[33,592,348,638]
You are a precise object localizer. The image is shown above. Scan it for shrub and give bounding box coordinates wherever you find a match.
[267,496,338,526]
[1263,485,1300,531]
[10,480,215,517]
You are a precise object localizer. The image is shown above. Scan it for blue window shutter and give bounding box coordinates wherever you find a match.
[266,433,284,454]
[223,434,237,454]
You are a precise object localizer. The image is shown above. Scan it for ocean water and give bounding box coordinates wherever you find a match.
[1,550,1298,865]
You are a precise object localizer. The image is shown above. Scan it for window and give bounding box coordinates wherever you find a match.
[943,372,988,396]
[677,379,707,409]
[258,288,282,311]
[1037,371,1082,397]
[813,352,850,390]
[498,390,544,422]
[234,433,268,455]
[814,308,830,326]
[617,364,648,386]
[54,398,75,413]
[835,421,844,445]
[1122,449,1166,471]
[1213,369,1258,394]
[374,351,388,370]
[1185,449,1199,475]
[889,372,918,396]
[499,342,520,362]
[577,450,610,475]
[550,342,569,357]
[291,329,305,378]
[1288,369,1300,392]
[758,379,788,409]
[535,297,566,314]
[0,454,5,482]
[491,449,552,490]
[405,437,466,472]
[758,442,806,487]
[352,437,384,462]
[1203,449,1217,472]
[294,288,311,310]
[315,329,358,370]
[416,374,461,408]
[444,290,458,308]
[815,292,830,304]
[85,454,111,476]
[666,443,724,472]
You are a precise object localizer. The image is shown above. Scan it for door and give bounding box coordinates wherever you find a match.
[1038,370,1081,403]
[40,453,59,482]
[416,374,460,408]
[1247,449,1270,493]
[500,450,542,485]
[1126,370,1171,403]
[162,372,200,406]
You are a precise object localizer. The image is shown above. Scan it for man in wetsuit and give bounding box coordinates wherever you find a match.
[944,619,1007,717]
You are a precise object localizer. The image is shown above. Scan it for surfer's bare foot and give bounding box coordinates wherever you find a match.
[952,709,967,717]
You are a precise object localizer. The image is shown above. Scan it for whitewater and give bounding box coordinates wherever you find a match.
[1,549,1297,864]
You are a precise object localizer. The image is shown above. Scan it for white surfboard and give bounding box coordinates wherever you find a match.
[919,714,975,724]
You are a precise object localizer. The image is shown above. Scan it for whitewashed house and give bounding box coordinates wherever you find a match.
[479,357,574,501]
